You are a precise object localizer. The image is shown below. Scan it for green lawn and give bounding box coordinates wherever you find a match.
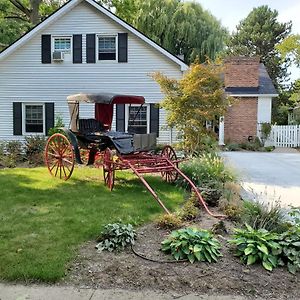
[0,166,185,282]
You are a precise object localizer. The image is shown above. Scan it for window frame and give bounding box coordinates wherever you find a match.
[22,103,45,135]
[97,34,118,62]
[125,104,150,134]
[52,35,73,60]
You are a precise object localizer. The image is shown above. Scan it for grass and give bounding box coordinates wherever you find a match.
[0,166,185,282]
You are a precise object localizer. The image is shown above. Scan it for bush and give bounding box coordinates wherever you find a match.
[218,182,243,221]
[229,224,281,271]
[161,227,222,263]
[48,115,65,136]
[24,136,47,166]
[156,213,183,230]
[241,199,287,233]
[0,141,24,168]
[179,197,200,221]
[226,143,241,151]
[178,153,235,206]
[96,223,136,252]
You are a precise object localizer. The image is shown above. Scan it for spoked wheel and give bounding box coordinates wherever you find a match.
[103,148,115,191]
[161,145,178,183]
[45,133,75,180]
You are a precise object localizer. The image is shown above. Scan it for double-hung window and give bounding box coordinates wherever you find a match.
[53,37,72,54]
[98,36,116,60]
[128,105,148,134]
[24,104,44,134]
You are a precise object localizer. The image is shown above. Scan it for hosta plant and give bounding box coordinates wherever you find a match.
[96,223,136,252]
[229,224,281,271]
[161,227,222,263]
[278,227,300,274]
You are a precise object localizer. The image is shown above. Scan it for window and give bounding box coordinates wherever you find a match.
[53,37,71,54]
[24,104,44,133]
[98,36,116,60]
[128,106,148,134]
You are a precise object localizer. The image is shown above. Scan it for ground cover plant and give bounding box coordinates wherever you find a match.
[96,223,136,252]
[229,224,281,271]
[0,167,185,282]
[161,227,222,263]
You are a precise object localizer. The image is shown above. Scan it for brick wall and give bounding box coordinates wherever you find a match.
[224,97,258,143]
[224,57,260,88]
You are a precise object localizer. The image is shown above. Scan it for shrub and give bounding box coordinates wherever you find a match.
[278,226,300,274]
[48,115,65,136]
[95,223,136,252]
[24,136,47,166]
[229,224,281,271]
[241,199,287,233]
[161,227,222,263]
[226,143,241,151]
[218,182,243,221]
[0,141,24,168]
[179,197,200,221]
[178,153,235,206]
[156,213,183,230]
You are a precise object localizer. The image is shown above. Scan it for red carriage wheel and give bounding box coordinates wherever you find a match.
[45,133,75,180]
[103,149,115,191]
[161,145,178,183]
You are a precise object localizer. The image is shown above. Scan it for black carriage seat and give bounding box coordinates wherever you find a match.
[79,119,105,135]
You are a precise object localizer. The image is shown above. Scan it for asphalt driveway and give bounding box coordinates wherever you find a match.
[222,151,300,208]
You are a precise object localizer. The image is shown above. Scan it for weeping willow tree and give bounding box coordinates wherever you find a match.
[99,0,228,64]
[131,0,227,63]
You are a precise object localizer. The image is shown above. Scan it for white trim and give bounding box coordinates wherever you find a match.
[228,94,278,97]
[96,34,117,62]
[22,103,46,135]
[52,35,73,62]
[0,0,188,71]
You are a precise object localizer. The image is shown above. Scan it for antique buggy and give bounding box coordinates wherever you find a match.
[44,93,224,217]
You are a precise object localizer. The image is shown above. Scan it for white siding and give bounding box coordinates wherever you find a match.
[0,1,183,143]
[257,97,272,123]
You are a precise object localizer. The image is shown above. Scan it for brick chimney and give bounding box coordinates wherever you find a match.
[224,56,260,88]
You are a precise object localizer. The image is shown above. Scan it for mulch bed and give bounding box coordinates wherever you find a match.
[63,208,299,299]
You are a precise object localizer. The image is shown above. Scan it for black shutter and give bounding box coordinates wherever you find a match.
[13,102,22,135]
[41,35,51,64]
[73,34,82,63]
[150,104,159,137]
[118,33,128,63]
[116,104,125,132]
[45,103,55,136]
[86,34,96,63]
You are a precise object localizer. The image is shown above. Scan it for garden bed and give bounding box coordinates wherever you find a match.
[64,209,300,299]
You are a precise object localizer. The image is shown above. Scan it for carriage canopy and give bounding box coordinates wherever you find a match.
[67,93,145,132]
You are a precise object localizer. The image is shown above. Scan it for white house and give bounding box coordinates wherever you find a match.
[0,0,188,144]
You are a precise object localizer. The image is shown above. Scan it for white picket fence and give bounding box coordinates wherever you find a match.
[267,125,300,147]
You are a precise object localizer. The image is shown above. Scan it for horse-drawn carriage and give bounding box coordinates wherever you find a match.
[44,93,223,217]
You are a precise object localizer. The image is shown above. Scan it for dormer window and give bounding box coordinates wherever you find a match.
[98,35,116,60]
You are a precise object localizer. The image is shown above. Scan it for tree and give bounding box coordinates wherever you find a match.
[0,0,65,47]
[152,62,230,152]
[227,5,292,86]
[132,0,227,64]
[276,34,300,67]
[98,0,136,23]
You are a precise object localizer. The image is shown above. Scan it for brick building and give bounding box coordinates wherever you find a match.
[219,57,278,144]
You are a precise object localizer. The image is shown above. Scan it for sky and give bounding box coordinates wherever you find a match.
[197,0,300,82]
